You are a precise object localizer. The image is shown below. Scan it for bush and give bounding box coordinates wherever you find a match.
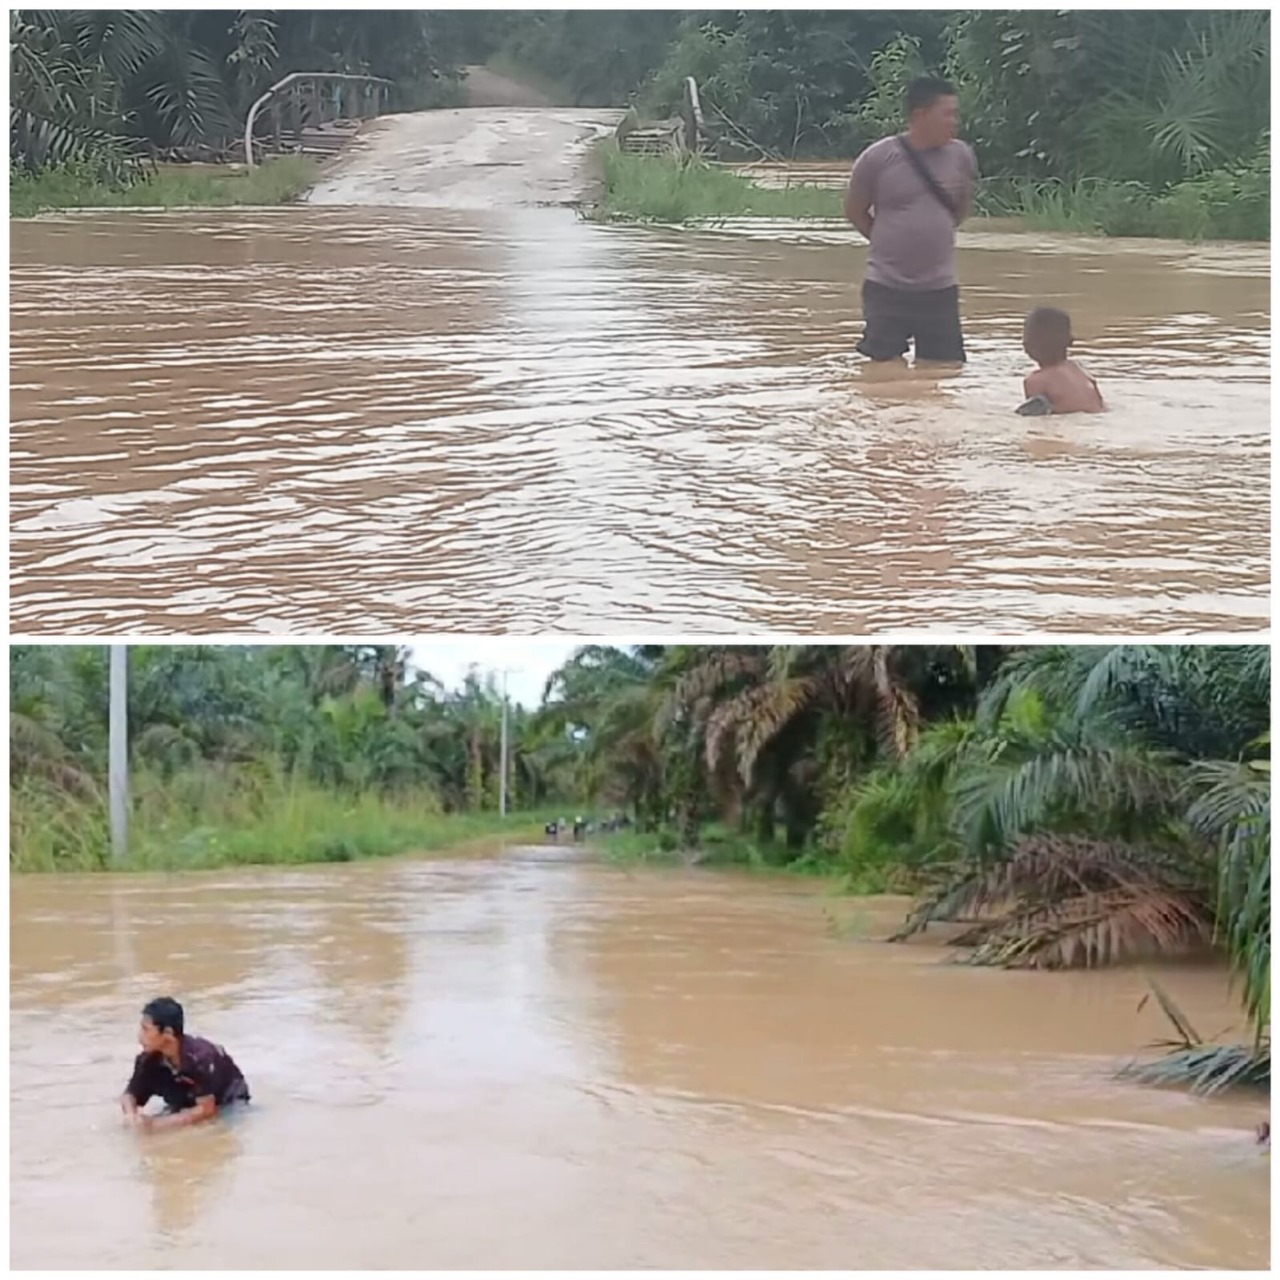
[976,164,1269,242]
[594,147,841,223]
[1151,141,1270,241]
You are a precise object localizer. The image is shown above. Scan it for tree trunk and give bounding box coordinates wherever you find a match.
[754,802,775,846]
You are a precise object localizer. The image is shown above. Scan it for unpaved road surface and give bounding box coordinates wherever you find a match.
[306,106,622,210]
[462,64,557,108]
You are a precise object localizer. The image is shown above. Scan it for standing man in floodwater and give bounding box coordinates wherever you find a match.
[844,75,979,367]
[120,997,250,1131]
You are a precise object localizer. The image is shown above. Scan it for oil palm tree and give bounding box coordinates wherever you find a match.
[892,646,1269,985]
[10,9,235,171]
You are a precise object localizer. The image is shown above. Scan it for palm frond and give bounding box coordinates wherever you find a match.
[1120,978,1270,1095]
[1121,1042,1270,1094]
[870,646,920,761]
[961,885,1211,969]
[951,736,1182,857]
[656,647,767,735]
[734,678,818,784]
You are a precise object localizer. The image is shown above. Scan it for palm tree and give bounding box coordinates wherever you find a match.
[657,645,989,850]
[890,646,1269,980]
[10,9,447,174]
[10,10,236,171]
[538,645,669,825]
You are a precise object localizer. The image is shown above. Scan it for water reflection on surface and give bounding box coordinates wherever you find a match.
[10,209,1269,633]
[9,853,1270,1269]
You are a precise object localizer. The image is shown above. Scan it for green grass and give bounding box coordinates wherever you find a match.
[592,147,843,223]
[598,147,1268,242]
[977,172,1269,242]
[10,156,319,218]
[10,772,552,873]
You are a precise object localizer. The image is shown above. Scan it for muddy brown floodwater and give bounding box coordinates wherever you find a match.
[10,848,1270,1270]
[9,210,1269,634]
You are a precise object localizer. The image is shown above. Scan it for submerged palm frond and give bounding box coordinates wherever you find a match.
[960,885,1211,969]
[1120,979,1270,1094]
[892,832,1211,954]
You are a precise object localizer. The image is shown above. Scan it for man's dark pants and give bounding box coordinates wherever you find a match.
[857,279,966,363]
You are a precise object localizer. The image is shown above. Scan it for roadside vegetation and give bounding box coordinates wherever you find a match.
[10,155,316,218]
[8,9,463,214]
[596,147,1269,241]
[12,775,543,873]
[10,645,570,873]
[595,147,841,223]
[501,10,1270,240]
[12,11,1268,239]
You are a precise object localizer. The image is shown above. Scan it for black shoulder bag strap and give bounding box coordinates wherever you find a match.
[895,135,958,224]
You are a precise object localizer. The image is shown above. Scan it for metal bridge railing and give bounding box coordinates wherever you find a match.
[244,71,393,169]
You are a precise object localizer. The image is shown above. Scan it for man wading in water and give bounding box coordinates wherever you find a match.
[844,75,979,369]
[120,997,250,1132]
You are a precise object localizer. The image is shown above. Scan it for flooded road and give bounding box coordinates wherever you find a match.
[307,106,621,209]
[10,850,1270,1269]
[10,208,1268,635]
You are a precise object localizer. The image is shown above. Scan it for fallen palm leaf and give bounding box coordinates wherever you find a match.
[1120,978,1270,1094]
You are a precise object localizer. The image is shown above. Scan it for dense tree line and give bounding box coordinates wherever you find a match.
[9,9,470,172]
[10,644,575,813]
[486,10,1267,236]
[14,10,1267,186]
[486,10,1268,189]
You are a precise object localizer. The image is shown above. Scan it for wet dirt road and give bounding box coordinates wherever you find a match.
[9,116,1269,634]
[9,850,1269,1270]
[306,106,621,209]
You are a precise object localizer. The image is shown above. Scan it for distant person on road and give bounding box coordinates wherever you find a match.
[1018,307,1105,415]
[120,997,249,1132]
[844,75,979,368]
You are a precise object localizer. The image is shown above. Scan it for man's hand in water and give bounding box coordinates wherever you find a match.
[138,1096,217,1133]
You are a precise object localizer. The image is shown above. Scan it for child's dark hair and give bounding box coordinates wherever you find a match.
[142,996,184,1037]
[1025,307,1072,343]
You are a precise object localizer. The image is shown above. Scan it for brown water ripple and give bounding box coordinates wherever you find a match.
[10,209,1269,634]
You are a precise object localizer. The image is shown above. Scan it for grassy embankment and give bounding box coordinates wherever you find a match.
[594,146,841,222]
[10,773,551,873]
[594,146,1269,241]
[9,155,318,218]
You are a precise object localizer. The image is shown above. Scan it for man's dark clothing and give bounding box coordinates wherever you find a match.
[126,1035,250,1112]
[857,279,966,364]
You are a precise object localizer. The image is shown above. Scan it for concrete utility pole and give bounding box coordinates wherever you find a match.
[499,669,510,818]
[108,645,129,861]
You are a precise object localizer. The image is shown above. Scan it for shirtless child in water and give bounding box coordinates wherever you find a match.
[1019,306,1104,415]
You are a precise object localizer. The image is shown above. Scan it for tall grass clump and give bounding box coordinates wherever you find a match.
[594,146,842,223]
[977,151,1269,242]
[10,769,544,873]
[10,156,318,218]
